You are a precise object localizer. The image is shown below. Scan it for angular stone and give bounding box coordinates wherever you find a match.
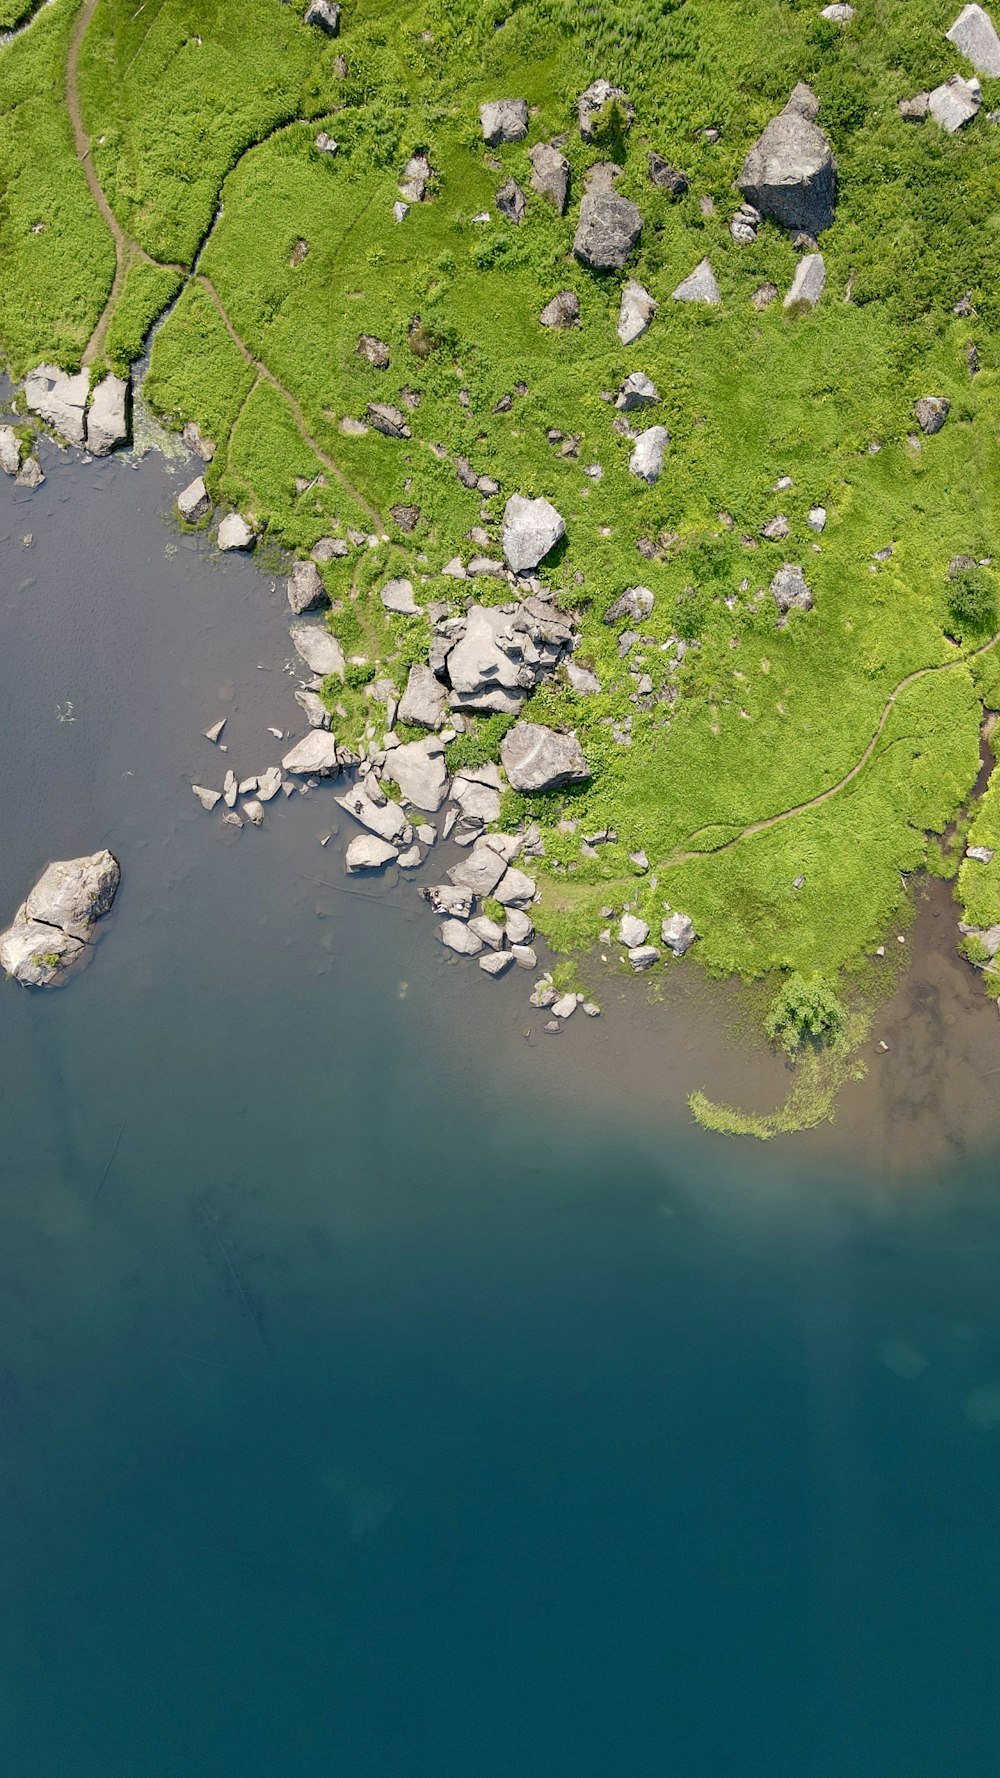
[287,559,328,614]
[337,784,407,840]
[24,850,120,938]
[672,257,721,305]
[86,373,129,456]
[448,839,508,897]
[606,585,654,624]
[566,660,601,694]
[480,99,529,145]
[398,663,446,727]
[947,5,1000,75]
[501,720,590,792]
[295,687,333,729]
[647,152,688,193]
[346,834,398,872]
[928,74,981,130]
[529,142,570,212]
[290,622,345,680]
[24,364,88,446]
[380,576,419,614]
[257,766,283,802]
[502,494,565,574]
[479,949,514,976]
[770,563,814,612]
[178,476,211,523]
[807,506,827,532]
[356,333,389,369]
[821,2,855,17]
[421,883,474,919]
[661,911,697,955]
[0,921,85,987]
[282,731,342,776]
[16,456,44,489]
[183,420,215,461]
[628,945,660,970]
[218,513,255,551]
[899,92,931,121]
[618,280,657,345]
[738,94,837,233]
[784,252,826,312]
[0,425,20,476]
[388,736,449,812]
[915,395,950,435]
[367,403,411,438]
[192,784,222,811]
[619,912,649,947]
[616,372,658,410]
[439,918,484,956]
[242,799,265,827]
[573,188,643,270]
[629,425,669,484]
[494,866,536,907]
[539,290,580,329]
[497,178,526,224]
[304,0,340,33]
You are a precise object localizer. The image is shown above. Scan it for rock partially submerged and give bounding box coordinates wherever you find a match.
[501,720,590,792]
[178,475,211,523]
[86,373,129,456]
[346,834,398,872]
[281,731,342,776]
[0,850,120,987]
[290,621,345,679]
[737,85,837,234]
[24,364,88,446]
[218,513,255,551]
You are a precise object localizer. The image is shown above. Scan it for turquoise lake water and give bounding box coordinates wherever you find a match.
[2,443,1000,1776]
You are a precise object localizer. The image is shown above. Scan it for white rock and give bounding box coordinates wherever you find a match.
[346,834,398,871]
[820,2,854,18]
[502,494,566,574]
[494,866,536,907]
[566,660,601,695]
[397,845,422,868]
[929,73,981,130]
[388,736,449,812]
[469,914,505,949]
[205,718,227,742]
[289,622,345,680]
[784,253,826,312]
[479,949,514,976]
[380,576,419,614]
[618,279,657,345]
[511,944,537,969]
[242,799,265,827]
[178,475,211,523]
[0,424,20,476]
[439,918,484,955]
[398,663,446,727]
[192,784,222,810]
[807,505,827,532]
[672,258,721,305]
[480,98,529,145]
[661,911,697,955]
[281,732,342,776]
[619,912,649,947]
[86,373,129,456]
[337,784,408,840]
[448,838,508,896]
[0,849,120,986]
[629,425,669,484]
[24,363,88,445]
[552,993,577,1019]
[947,4,1000,75]
[628,945,660,969]
[218,513,255,551]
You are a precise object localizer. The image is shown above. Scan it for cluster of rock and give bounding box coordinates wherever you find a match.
[900,5,1000,129]
[177,474,256,551]
[607,907,697,973]
[0,851,120,987]
[21,364,130,459]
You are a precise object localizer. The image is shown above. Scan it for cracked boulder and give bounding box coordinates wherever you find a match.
[502,494,565,573]
[501,720,590,792]
[86,373,130,456]
[573,187,642,270]
[24,363,89,446]
[737,86,837,234]
[0,850,120,987]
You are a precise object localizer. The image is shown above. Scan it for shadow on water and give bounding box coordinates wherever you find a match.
[2,441,1000,1775]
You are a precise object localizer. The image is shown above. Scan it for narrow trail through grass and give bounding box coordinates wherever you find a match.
[670,629,1000,869]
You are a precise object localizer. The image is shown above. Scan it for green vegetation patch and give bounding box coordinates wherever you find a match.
[103,259,183,374]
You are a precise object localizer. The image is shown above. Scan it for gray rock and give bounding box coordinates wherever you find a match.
[770,563,814,612]
[312,535,349,561]
[574,188,642,270]
[0,425,20,476]
[762,515,790,540]
[468,914,505,950]
[947,4,1000,75]
[807,506,827,532]
[502,494,565,573]
[647,153,688,193]
[672,258,721,305]
[192,784,222,811]
[337,783,407,840]
[345,834,398,872]
[494,866,536,907]
[356,334,389,369]
[439,918,484,956]
[552,992,578,1019]
[480,99,529,145]
[967,845,995,863]
[452,772,502,824]
[398,662,446,727]
[566,660,601,694]
[290,622,345,680]
[242,799,265,827]
[479,949,514,976]
[529,142,570,212]
[505,908,535,945]
[399,154,431,202]
[928,74,981,130]
[751,282,779,311]
[628,945,660,970]
[295,687,333,729]
[388,736,449,812]
[282,731,342,776]
[618,280,657,345]
[217,513,255,551]
[784,252,826,312]
[287,559,328,614]
[86,373,129,455]
[223,769,238,808]
[501,720,590,792]
[421,883,474,918]
[661,911,697,955]
[619,912,649,947]
[539,290,580,329]
[380,576,419,614]
[616,371,658,410]
[397,845,422,869]
[578,78,634,141]
[899,92,931,121]
[16,456,44,489]
[511,944,538,969]
[178,475,211,523]
[257,766,283,802]
[629,425,669,484]
[915,395,950,435]
[367,403,411,439]
[497,178,526,224]
[606,585,654,624]
[183,420,216,461]
[304,0,340,33]
[448,838,509,897]
[315,132,338,156]
[24,363,88,446]
[737,91,837,233]
[821,2,855,17]
[0,849,120,987]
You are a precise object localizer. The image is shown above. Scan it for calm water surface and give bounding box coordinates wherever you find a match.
[1,442,1000,1776]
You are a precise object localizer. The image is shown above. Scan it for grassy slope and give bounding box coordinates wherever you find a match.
[4,0,1000,991]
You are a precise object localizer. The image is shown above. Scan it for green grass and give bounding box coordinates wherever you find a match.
[103,258,183,373]
[5,0,1000,1031]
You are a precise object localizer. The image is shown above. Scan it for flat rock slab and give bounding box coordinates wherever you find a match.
[0,849,120,987]
[380,576,419,614]
[290,622,345,680]
[947,4,1000,75]
[282,731,342,775]
[501,720,590,792]
[337,785,407,841]
[502,494,565,573]
[287,559,328,614]
[672,258,721,305]
[784,252,826,312]
[629,425,669,484]
[928,74,981,130]
[25,364,88,446]
[388,737,449,812]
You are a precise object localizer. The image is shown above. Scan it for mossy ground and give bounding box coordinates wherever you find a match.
[5,0,1000,1045]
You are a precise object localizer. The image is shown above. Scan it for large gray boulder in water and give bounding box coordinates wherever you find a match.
[737,87,837,234]
[24,364,89,446]
[501,720,590,792]
[502,494,565,573]
[86,373,129,456]
[0,850,121,987]
[573,188,642,271]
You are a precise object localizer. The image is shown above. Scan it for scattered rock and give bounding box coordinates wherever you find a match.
[552,992,578,1019]
[496,178,527,224]
[17,457,44,490]
[290,621,345,680]
[628,945,660,970]
[578,79,634,141]
[671,258,721,305]
[315,132,338,156]
[898,92,931,121]
[566,660,602,694]
[304,0,340,33]
[439,918,483,956]
[367,403,411,439]
[356,334,389,369]
[501,720,590,792]
[287,559,328,614]
[606,585,654,624]
[915,395,950,435]
[762,515,790,540]
[24,363,88,446]
[928,74,981,130]
[730,201,761,245]
[661,911,697,955]
[380,576,419,615]
[448,839,508,896]
[618,279,657,344]
[398,662,446,727]
[391,503,421,532]
[192,785,221,811]
[282,732,342,776]
[295,688,333,729]
[494,866,536,907]
[647,152,688,193]
[529,142,570,212]
[947,4,1000,75]
[629,425,669,484]
[393,200,409,223]
[770,563,814,612]
[0,425,20,476]
[242,799,265,827]
[807,506,827,532]
[539,290,580,329]
[205,718,226,742]
[968,845,995,863]
[86,373,129,456]
[338,783,407,841]
[619,912,649,947]
[177,476,211,523]
[217,513,255,551]
[616,371,658,410]
[737,86,837,234]
[422,883,474,919]
[399,154,433,202]
[573,187,643,271]
[258,766,282,801]
[820,3,855,19]
[480,99,529,145]
[0,850,120,987]
[502,494,565,573]
[784,252,826,312]
[346,834,398,872]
